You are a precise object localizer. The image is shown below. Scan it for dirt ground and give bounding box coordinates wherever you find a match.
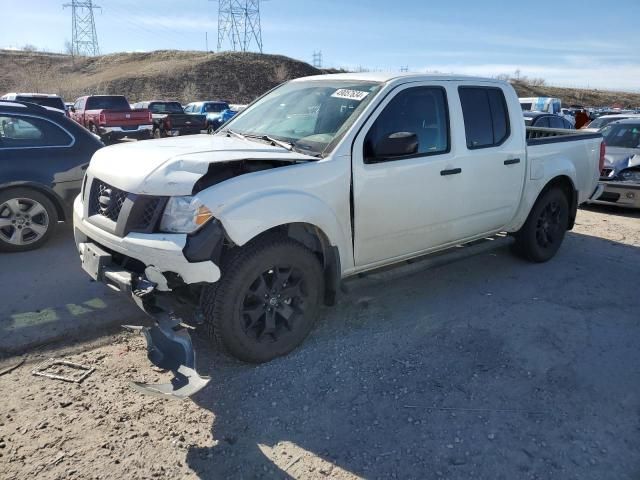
[1,206,639,480]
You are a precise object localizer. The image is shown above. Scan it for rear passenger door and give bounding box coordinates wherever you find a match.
[449,84,526,239]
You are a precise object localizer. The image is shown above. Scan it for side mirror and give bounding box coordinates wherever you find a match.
[374,132,419,158]
[69,106,75,113]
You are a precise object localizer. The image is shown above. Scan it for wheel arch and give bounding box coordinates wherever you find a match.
[538,175,578,229]
[0,181,65,221]
[228,222,341,306]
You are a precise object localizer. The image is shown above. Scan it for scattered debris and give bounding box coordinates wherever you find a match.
[284,454,303,472]
[32,358,95,383]
[0,357,25,376]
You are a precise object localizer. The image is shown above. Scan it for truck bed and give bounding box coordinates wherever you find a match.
[526,127,601,145]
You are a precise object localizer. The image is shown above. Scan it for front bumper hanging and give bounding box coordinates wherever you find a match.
[79,241,210,399]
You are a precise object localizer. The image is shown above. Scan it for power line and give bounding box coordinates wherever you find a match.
[312,51,322,69]
[63,0,100,56]
[217,0,263,52]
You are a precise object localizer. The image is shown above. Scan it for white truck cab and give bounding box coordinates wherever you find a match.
[73,73,604,397]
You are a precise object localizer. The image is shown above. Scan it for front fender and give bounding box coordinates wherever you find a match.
[212,190,350,259]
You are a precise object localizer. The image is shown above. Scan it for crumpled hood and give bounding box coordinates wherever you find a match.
[88,134,315,196]
[603,146,640,174]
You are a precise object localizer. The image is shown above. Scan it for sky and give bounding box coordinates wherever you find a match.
[2,0,639,91]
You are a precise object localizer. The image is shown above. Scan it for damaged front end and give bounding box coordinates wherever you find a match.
[79,241,210,399]
[75,147,316,398]
[597,154,640,207]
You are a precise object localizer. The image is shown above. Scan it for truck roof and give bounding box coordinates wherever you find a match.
[291,72,507,85]
[2,92,62,98]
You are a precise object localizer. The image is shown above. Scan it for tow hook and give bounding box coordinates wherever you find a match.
[117,275,210,399]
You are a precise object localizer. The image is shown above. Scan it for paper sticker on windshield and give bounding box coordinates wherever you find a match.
[331,89,369,101]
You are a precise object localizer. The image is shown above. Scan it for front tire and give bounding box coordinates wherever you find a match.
[0,188,57,252]
[513,187,569,263]
[201,235,324,363]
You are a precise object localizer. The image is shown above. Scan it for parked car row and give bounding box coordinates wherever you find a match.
[2,91,243,143]
[0,92,245,252]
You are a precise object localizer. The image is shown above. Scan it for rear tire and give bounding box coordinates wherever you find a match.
[0,188,57,253]
[201,235,324,363]
[512,187,569,263]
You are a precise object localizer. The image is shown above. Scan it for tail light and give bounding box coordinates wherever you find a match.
[164,117,172,130]
[99,112,106,125]
[599,141,606,174]
[148,111,152,123]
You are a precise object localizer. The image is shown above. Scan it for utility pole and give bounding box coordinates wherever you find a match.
[217,0,263,53]
[63,0,101,57]
[312,51,322,69]
[206,32,209,52]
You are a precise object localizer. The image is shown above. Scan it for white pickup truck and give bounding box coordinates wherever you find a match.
[73,73,604,397]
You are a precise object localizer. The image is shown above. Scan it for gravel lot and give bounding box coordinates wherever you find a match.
[1,206,639,480]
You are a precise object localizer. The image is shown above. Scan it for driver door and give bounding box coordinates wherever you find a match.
[352,83,464,267]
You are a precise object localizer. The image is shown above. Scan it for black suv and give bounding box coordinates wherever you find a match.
[0,100,103,252]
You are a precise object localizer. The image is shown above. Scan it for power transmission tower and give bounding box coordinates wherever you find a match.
[312,51,323,69]
[217,0,263,53]
[63,0,101,56]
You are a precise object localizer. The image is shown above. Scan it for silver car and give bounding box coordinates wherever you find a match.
[594,119,640,208]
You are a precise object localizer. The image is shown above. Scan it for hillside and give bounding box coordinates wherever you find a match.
[0,50,321,104]
[1,49,639,107]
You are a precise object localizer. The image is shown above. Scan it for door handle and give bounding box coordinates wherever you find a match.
[504,158,521,165]
[440,168,462,176]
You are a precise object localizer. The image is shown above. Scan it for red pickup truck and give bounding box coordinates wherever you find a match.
[70,95,152,142]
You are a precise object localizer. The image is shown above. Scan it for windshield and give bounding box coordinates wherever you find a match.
[204,103,228,113]
[16,96,65,110]
[221,80,382,156]
[149,102,184,114]
[588,116,629,130]
[86,96,131,110]
[602,124,640,148]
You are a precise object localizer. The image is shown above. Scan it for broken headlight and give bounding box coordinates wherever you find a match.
[160,196,214,233]
[619,169,640,183]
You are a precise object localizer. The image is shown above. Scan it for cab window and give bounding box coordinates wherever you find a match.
[459,87,510,149]
[364,86,450,163]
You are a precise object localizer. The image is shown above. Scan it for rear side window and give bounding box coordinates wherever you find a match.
[459,87,510,149]
[0,115,72,148]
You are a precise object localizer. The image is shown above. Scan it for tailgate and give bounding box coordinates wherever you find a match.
[169,114,205,128]
[104,109,151,127]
